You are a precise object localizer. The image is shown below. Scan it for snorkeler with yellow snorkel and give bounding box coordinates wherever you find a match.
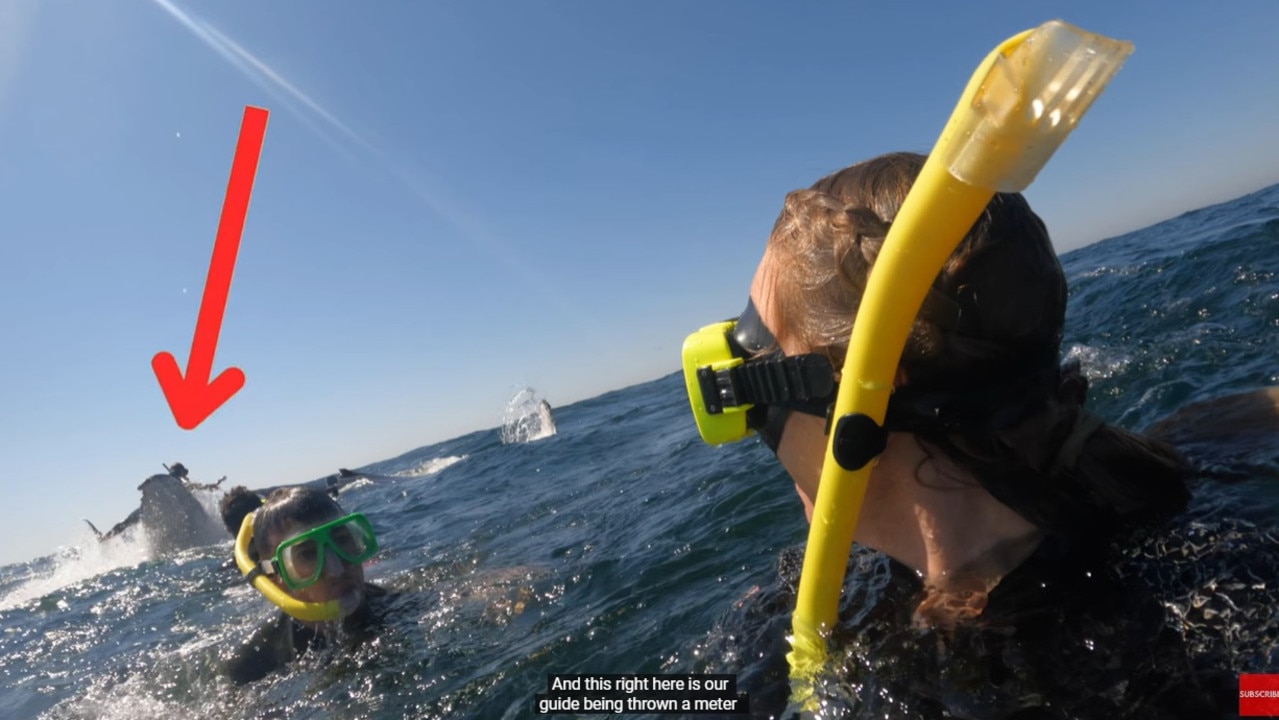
[678,19,1274,718]
[225,486,389,685]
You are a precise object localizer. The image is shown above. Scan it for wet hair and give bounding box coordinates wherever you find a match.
[219,485,265,536]
[249,487,346,561]
[766,151,1190,543]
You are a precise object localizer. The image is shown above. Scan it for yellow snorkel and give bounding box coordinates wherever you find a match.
[234,511,343,623]
[785,19,1133,708]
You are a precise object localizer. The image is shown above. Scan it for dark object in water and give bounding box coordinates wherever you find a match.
[135,472,227,552]
[87,463,389,552]
[253,468,395,501]
[86,464,228,554]
[1146,386,1279,481]
[336,467,400,482]
[82,510,141,542]
[165,461,227,491]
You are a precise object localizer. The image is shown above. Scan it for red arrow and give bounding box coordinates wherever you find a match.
[153,105,269,430]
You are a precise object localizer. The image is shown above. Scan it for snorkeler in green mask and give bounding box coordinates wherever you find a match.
[224,486,390,685]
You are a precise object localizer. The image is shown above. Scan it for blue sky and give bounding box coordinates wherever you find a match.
[2,0,1277,567]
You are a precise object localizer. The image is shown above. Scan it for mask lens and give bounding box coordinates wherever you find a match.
[329,520,374,563]
[280,539,322,587]
[270,514,379,590]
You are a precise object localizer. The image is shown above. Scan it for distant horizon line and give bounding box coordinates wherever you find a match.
[375,178,1279,463]
[1060,177,1279,257]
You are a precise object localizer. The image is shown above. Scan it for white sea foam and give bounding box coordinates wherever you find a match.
[0,527,154,611]
[338,477,374,492]
[399,455,467,477]
[1063,343,1132,381]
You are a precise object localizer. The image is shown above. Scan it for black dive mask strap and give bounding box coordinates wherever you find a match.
[755,404,791,453]
[715,285,965,420]
[697,351,837,418]
[883,364,1062,434]
[830,364,1064,470]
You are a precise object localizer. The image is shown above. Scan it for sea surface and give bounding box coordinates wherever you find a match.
[1,183,1277,719]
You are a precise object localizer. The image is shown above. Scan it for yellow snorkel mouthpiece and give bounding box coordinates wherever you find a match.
[786,19,1133,708]
[234,511,343,623]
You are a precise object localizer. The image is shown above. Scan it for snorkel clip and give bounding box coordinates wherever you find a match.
[831,414,888,471]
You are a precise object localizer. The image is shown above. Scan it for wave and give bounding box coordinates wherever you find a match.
[398,455,467,477]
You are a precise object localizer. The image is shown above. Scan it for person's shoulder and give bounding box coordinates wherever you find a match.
[222,611,296,685]
[981,532,1111,624]
[362,581,399,616]
[362,581,397,607]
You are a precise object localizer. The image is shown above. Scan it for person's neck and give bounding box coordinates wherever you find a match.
[856,435,1045,606]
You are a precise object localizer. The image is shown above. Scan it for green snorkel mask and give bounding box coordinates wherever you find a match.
[234,510,380,622]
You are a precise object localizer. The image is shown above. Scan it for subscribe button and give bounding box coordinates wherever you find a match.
[1241,674,1279,716]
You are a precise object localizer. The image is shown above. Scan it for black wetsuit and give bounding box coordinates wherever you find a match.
[224,582,391,685]
[697,510,1275,720]
[816,532,1240,719]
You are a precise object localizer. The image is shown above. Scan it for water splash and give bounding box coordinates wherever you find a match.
[500,387,557,444]
[0,528,154,611]
[187,487,227,526]
[1063,343,1132,380]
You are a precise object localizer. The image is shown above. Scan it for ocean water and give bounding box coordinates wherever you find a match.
[1,183,1277,719]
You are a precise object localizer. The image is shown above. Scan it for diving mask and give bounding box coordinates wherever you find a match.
[260,513,379,590]
[680,299,838,451]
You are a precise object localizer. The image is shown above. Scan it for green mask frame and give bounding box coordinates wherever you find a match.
[235,510,380,622]
[267,513,379,590]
